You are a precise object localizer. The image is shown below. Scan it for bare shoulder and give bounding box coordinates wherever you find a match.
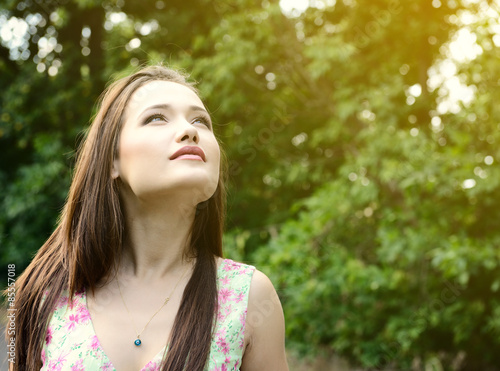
[249,269,277,302]
[241,269,289,371]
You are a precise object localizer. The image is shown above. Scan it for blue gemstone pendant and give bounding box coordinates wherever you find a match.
[134,338,142,346]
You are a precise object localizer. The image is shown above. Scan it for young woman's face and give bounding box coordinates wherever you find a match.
[113,80,220,206]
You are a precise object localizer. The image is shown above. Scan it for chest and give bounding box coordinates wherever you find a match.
[86,284,180,371]
[41,260,254,371]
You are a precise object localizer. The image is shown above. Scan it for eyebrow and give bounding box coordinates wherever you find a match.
[140,104,208,116]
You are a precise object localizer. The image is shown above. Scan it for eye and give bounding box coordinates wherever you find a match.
[144,113,167,124]
[192,116,212,128]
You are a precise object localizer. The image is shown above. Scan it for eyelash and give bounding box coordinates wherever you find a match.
[144,113,167,124]
[144,113,212,128]
[193,116,212,128]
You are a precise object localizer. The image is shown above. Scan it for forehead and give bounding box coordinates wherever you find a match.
[127,80,204,112]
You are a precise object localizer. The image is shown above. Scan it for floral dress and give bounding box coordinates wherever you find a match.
[40,259,255,371]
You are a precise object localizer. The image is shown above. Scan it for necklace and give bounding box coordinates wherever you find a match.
[116,266,189,347]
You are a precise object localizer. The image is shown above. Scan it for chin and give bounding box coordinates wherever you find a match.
[162,176,218,202]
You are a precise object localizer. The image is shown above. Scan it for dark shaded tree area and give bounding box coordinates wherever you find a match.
[1,0,500,369]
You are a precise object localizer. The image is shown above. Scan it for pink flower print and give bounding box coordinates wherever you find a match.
[217,310,227,322]
[223,263,232,272]
[49,352,68,371]
[239,267,253,276]
[211,363,228,371]
[45,326,53,345]
[220,276,230,286]
[57,295,69,309]
[219,288,234,304]
[41,348,46,364]
[101,361,113,370]
[216,336,230,355]
[234,291,245,303]
[224,356,231,364]
[215,327,227,339]
[217,306,232,324]
[71,359,85,371]
[143,361,159,371]
[230,260,241,268]
[77,306,91,324]
[90,335,100,351]
[65,313,80,331]
[239,310,247,327]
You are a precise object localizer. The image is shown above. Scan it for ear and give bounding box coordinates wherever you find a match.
[111,158,120,179]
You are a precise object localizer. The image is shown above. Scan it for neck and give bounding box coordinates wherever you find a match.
[119,195,197,281]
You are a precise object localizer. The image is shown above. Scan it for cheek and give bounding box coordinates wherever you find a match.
[205,138,221,196]
[209,140,221,174]
[117,139,139,174]
[120,131,165,161]
[116,135,159,179]
[120,133,146,157]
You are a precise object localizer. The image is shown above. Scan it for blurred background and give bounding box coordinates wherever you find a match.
[1,0,500,369]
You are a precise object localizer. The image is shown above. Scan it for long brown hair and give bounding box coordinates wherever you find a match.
[8,65,225,370]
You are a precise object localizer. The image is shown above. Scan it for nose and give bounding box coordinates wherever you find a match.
[175,120,199,144]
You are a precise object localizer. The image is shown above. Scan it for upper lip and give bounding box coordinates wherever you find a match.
[169,146,206,162]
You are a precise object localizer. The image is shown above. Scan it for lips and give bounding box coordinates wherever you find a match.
[169,146,206,162]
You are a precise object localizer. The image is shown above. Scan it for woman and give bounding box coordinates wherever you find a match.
[9,65,288,370]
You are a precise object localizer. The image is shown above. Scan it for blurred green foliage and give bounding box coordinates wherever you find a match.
[1,0,500,369]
